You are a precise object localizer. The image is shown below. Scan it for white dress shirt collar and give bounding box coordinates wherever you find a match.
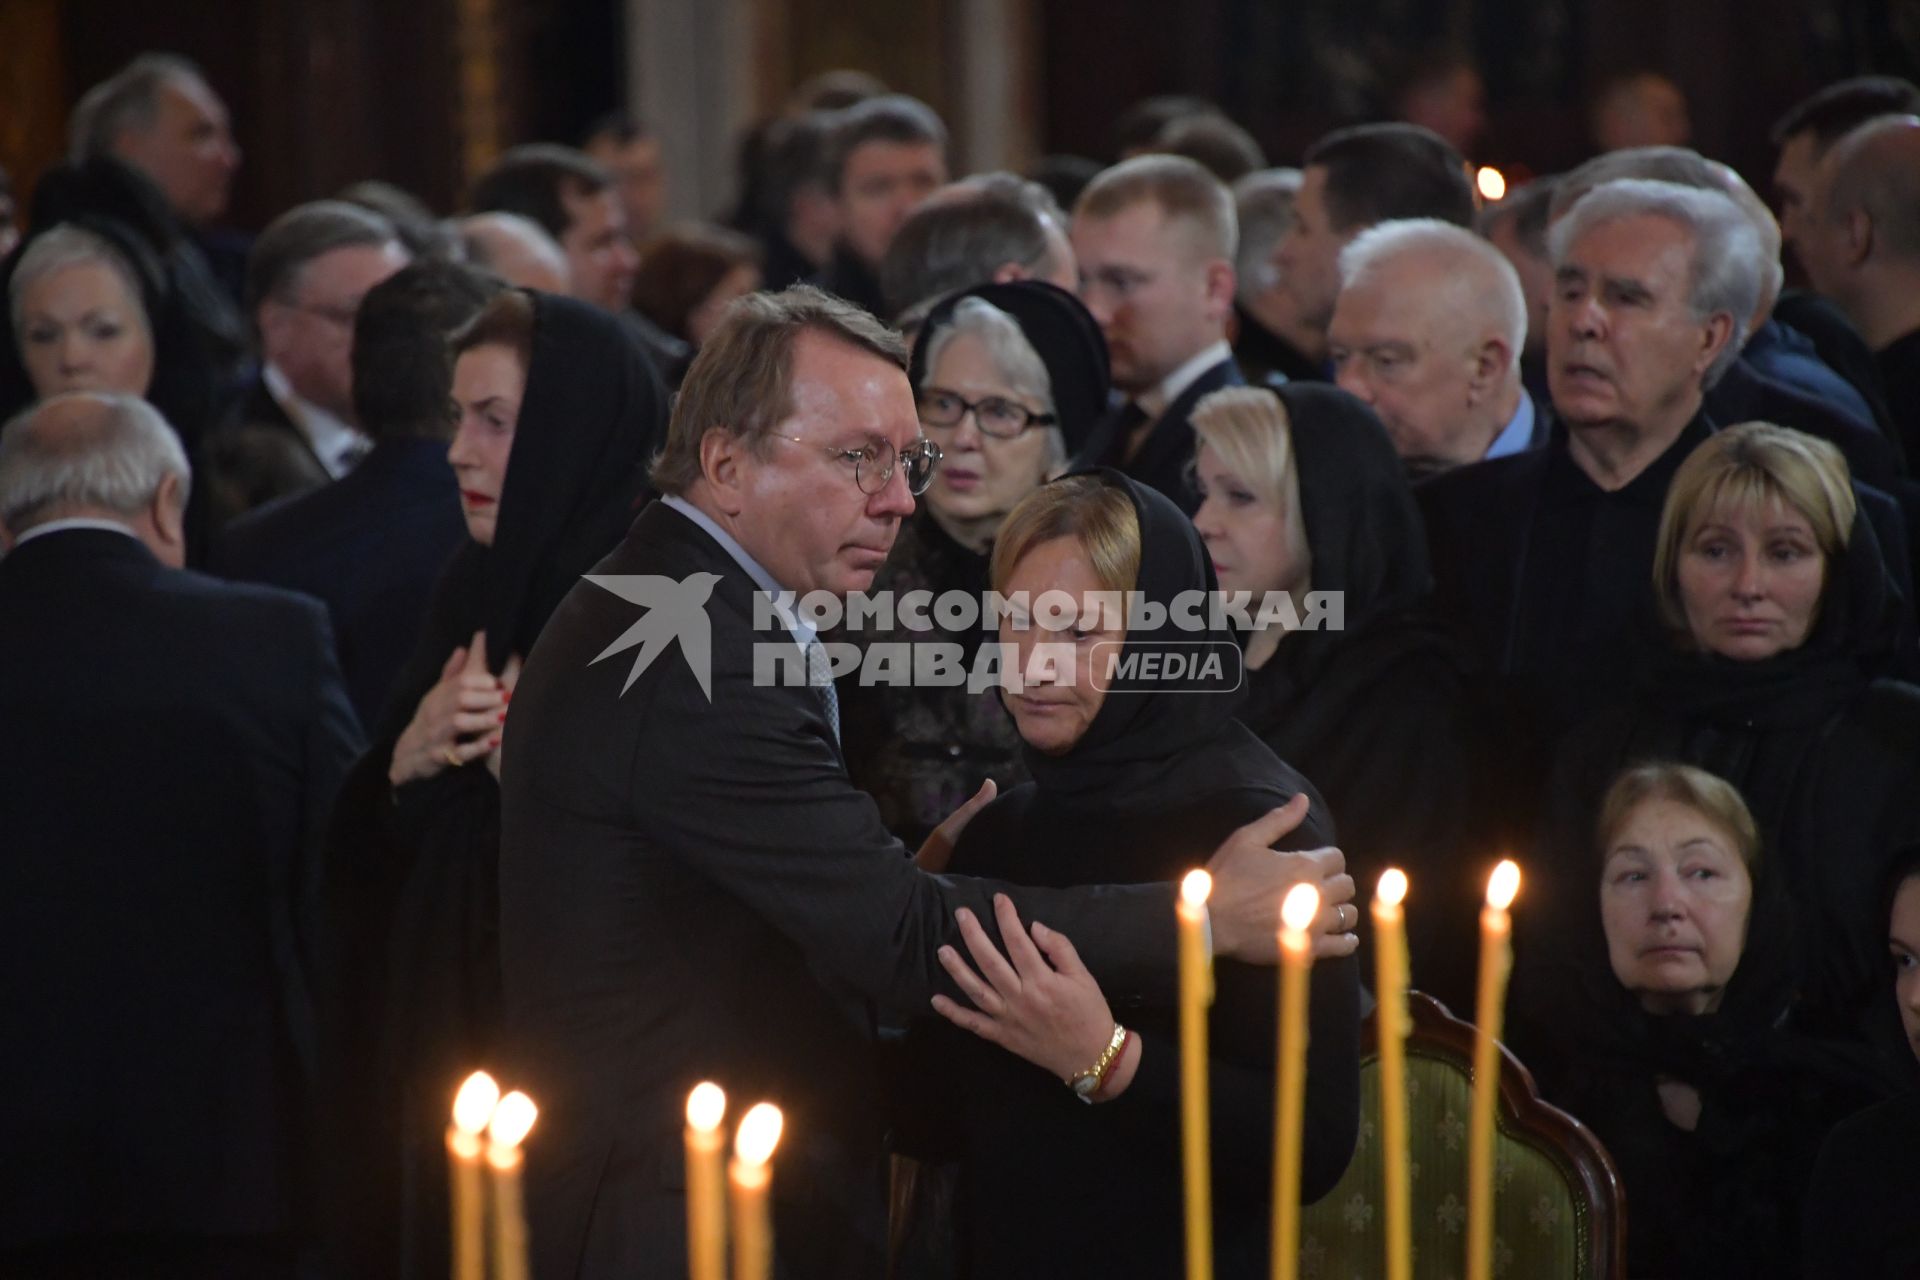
[263,362,370,479]
[1135,339,1234,421]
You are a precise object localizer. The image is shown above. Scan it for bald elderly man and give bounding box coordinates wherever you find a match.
[1799,115,1920,464]
[459,211,572,293]
[1327,219,1543,477]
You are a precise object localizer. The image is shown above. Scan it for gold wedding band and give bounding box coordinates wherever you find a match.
[442,746,462,767]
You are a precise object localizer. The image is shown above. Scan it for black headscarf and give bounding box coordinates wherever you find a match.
[908,280,1111,456]
[1017,469,1249,799]
[376,292,665,734]
[1237,384,1442,731]
[1639,503,1909,729]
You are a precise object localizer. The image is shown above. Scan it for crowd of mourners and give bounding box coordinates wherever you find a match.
[1,47,1919,1280]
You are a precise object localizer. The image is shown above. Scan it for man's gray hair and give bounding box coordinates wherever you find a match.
[1551,146,1784,315]
[0,392,190,533]
[1231,168,1302,298]
[1548,178,1761,386]
[1339,218,1528,373]
[879,173,1066,319]
[921,297,1067,470]
[68,53,207,164]
[245,200,403,314]
[8,225,152,338]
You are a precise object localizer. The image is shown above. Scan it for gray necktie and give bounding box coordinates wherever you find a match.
[805,637,841,743]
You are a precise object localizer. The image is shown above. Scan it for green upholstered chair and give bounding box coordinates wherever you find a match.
[1298,991,1624,1280]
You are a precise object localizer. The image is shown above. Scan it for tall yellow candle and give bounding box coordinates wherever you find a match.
[1271,882,1319,1280]
[486,1090,538,1280]
[448,1071,499,1280]
[1467,860,1521,1280]
[685,1083,728,1280]
[1372,870,1412,1280]
[1178,869,1215,1280]
[729,1103,784,1280]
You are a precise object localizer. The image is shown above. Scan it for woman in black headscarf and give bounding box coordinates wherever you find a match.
[1519,763,1885,1280]
[321,290,665,1278]
[1535,423,1920,1041]
[896,470,1361,1279]
[1187,382,1501,1012]
[839,280,1108,846]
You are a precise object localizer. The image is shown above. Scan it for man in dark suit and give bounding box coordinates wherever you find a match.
[1070,155,1244,512]
[215,260,498,727]
[1420,179,1909,740]
[203,200,411,526]
[1328,218,1546,479]
[497,285,1356,1280]
[1230,167,1325,385]
[0,392,363,1277]
[811,95,949,317]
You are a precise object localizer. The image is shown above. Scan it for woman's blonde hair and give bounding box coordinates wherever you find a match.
[991,473,1141,596]
[1188,385,1300,514]
[1595,761,1761,874]
[1652,422,1855,635]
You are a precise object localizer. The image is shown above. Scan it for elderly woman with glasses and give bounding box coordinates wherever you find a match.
[839,281,1107,848]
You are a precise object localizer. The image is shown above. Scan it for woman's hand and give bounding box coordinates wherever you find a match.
[485,654,523,781]
[915,778,997,872]
[389,629,507,788]
[930,893,1122,1088]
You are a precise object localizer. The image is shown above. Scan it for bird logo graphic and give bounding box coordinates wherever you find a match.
[583,572,724,699]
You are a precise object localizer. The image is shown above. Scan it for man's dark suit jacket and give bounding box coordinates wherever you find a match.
[202,375,333,528]
[1075,355,1245,514]
[0,528,363,1261]
[497,500,1183,1280]
[214,436,468,727]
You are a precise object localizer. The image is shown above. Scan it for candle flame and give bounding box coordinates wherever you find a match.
[1280,882,1321,933]
[451,1071,500,1135]
[1377,868,1408,907]
[686,1081,727,1132]
[1476,166,1507,201]
[735,1102,784,1166]
[1180,869,1212,906]
[487,1090,538,1150]
[1487,859,1521,911]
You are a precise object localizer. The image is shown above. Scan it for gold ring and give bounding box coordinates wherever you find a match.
[442,746,462,767]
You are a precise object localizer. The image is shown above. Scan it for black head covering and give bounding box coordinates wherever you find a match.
[1644,501,1909,729]
[1017,469,1245,797]
[908,280,1111,455]
[480,292,667,670]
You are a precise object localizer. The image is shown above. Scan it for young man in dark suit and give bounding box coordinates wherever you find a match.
[498,285,1358,1279]
[0,392,363,1277]
[1070,154,1244,512]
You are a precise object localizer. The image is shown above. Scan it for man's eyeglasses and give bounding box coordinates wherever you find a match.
[916,388,1057,438]
[772,434,944,496]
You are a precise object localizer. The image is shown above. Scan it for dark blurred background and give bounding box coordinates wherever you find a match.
[3,0,1916,229]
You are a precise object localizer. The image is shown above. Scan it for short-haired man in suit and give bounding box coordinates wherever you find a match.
[215,260,500,725]
[1274,123,1478,368]
[1071,154,1242,511]
[205,200,411,524]
[878,170,1076,322]
[1329,218,1542,477]
[814,95,950,315]
[498,285,1356,1279]
[1230,167,1323,385]
[0,392,362,1277]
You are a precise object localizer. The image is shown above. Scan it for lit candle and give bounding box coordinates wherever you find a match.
[448,1071,499,1280]
[1467,860,1521,1280]
[1178,869,1214,1280]
[1372,870,1412,1280]
[729,1102,784,1280]
[685,1083,728,1280]
[486,1090,538,1280]
[1271,882,1320,1280]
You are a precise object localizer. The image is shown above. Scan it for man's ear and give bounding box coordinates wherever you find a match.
[149,472,188,567]
[1204,259,1237,320]
[1693,311,1737,381]
[1844,208,1876,268]
[255,301,293,360]
[1465,335,1512,406]
[698,427,749,517]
